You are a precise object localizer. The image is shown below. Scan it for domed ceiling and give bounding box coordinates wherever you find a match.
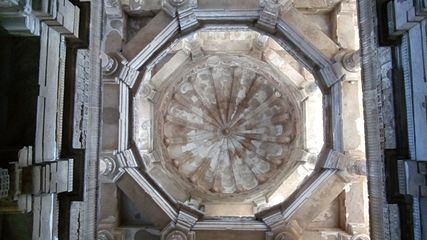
[158,55,301,197]
[133,29,323,207]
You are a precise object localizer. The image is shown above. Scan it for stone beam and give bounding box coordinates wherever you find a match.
[117,170,177,229]
[288,173,347,229]
[279,8,340,60]
[122,11,176,62]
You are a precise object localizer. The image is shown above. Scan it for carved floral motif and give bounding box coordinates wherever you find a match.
[157,56,300,196]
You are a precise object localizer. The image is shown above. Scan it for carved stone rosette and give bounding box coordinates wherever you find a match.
[166,230,188,240]
[156,55,302,199]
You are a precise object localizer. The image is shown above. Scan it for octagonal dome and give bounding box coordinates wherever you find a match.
[157,54,302,198]
[133,28,324,214]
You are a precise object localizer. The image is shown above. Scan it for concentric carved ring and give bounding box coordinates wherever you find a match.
[157,56,300,197]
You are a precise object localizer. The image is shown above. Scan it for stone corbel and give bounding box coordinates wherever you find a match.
[177,4,199,33]
[333,49,361,82]
[250,34,269,59]
[162,0,199,32]
[101,51,140,87]
[183,37,204,60]
[99,149,140,183]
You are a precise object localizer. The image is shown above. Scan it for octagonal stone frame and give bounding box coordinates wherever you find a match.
[144,51,307,202]
[109,7,345,234]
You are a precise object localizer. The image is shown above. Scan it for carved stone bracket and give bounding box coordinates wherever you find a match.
[178,6,199,33]
[100,149,139,183]
[322,149,347,170]
[250,34,269,59]
[176,210,198,231]
[257,0,280,33]
[162,0,197,18]
[183,37,204,60]
[333,49,361,82]
[161,222,196,240]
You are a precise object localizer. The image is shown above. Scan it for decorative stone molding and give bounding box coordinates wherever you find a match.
[322,149,347,170]
[140,82,158,102]
[178,6,199,33]
[99,157,116,176]
[176,210,198,231]
[117,149,139,168]
[257,0,280,33]
[104,0,123,18]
